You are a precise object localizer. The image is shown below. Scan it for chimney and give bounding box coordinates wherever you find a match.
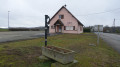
[64,4,67,7]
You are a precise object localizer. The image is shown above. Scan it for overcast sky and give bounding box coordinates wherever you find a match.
[0,0,120,28]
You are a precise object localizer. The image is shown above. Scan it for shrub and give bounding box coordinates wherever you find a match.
[83,28,91,32]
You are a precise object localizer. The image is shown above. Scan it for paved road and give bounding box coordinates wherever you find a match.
[99,33,120,53]
[0,31,44,43]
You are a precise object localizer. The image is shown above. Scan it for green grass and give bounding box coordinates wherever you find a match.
[0,33,120,67]
[0,29,9,31]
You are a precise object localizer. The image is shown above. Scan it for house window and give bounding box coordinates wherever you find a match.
[59,15,64,19]
[65,26,75,30]
[51,25,55,29]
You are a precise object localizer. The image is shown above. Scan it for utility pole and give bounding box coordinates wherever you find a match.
[113,18,115,33]
[8,11,10,29]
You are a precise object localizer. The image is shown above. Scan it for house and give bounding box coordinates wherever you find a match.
[48,6,84,34]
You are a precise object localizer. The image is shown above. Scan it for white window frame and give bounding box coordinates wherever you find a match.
[66,26,74,30]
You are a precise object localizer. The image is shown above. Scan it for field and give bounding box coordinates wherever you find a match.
[0,33,120,67]
[0,29,9,31]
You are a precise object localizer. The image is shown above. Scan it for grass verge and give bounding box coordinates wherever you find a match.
[0,33,120,67]
[0,29,9,32]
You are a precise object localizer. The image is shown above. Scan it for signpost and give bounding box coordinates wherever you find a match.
[45,15,50,47]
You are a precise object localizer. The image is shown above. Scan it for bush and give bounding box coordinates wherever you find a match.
[116,29,120,33]
[83,28,91,32]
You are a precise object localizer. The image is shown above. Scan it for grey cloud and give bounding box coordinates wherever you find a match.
[0,0,120,28]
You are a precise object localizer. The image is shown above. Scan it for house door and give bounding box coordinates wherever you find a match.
[57,25,62,33]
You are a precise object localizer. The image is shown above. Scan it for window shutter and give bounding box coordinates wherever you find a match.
[73,26,75,30]
[64,26,66,30]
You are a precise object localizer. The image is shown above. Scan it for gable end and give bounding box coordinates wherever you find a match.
[48,6,84,26]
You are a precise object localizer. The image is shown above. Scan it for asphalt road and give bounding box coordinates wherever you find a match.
[99,33,120,53]
[0,31,44,43]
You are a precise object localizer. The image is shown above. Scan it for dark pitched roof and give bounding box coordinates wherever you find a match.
[48,6,84,26]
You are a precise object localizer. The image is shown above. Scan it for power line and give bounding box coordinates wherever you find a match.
[76,7,120,16]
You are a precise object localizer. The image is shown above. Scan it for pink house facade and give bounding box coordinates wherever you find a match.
[48,6,84,34]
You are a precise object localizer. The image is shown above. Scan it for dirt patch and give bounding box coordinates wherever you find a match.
[23,46,42,59]
[1,49,23,56]
[0,46,42,58]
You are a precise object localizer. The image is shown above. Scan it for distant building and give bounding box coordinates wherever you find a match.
[48,6,84,34]
[103,26,120,33]
[91,25,103,32]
